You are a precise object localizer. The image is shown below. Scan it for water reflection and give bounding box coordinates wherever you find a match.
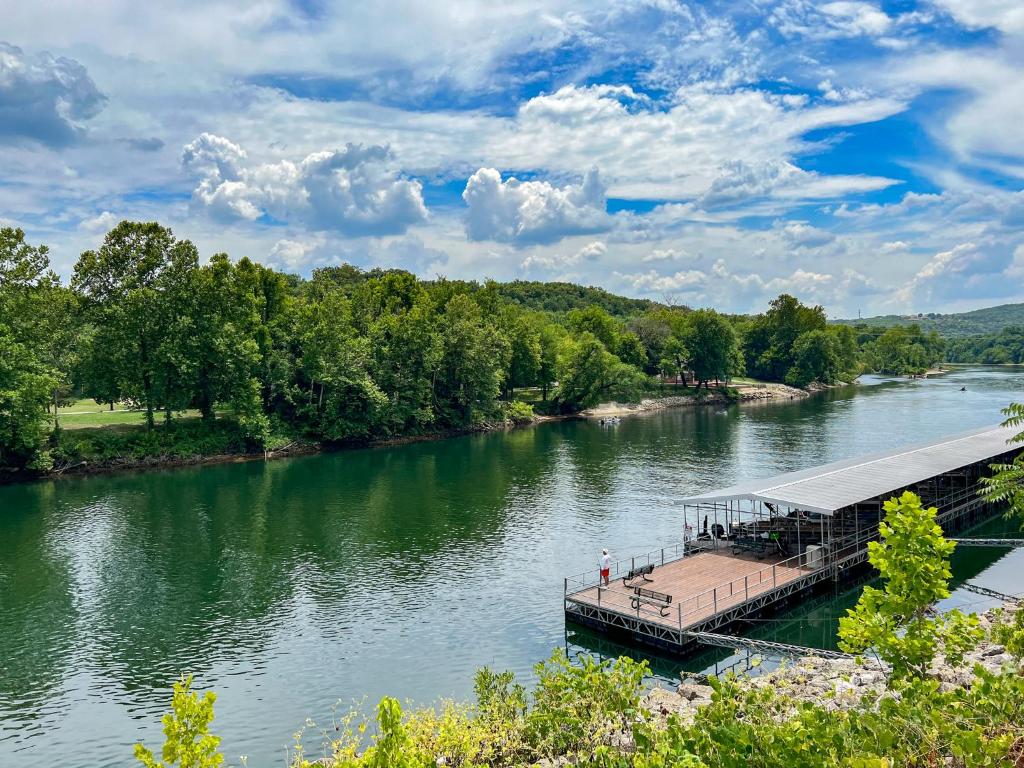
[1,367,1023,766]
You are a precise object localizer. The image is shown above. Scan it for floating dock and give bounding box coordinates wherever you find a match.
[564,424,1022,655]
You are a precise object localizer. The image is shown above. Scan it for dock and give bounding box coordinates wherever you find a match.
[564,424,1023,655]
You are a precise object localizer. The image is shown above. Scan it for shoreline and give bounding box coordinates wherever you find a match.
[580,380,829,418]
[6,381,841,485]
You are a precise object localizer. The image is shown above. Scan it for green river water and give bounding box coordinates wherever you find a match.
[2,368,1023,766]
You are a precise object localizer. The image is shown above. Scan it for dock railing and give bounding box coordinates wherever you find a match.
[563,540,699,596]
[565,484,991,633]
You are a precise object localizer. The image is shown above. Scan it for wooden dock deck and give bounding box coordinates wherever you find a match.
[564,546,831,652]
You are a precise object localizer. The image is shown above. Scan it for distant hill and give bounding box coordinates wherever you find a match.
[492,280,662,317]
[833,303,1024,337]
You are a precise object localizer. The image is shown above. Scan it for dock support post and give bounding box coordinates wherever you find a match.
[713,589,718,614]
[745,576,748,602]
[772,565,777,589]
[661,548,665,566]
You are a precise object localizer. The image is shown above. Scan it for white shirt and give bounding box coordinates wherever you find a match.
[600,553,611,569]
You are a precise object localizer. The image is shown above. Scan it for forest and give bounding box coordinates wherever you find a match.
[0,222,942,474]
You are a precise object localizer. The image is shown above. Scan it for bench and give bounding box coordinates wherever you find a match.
[731,536,769,559]
[631,586,673,617]
[622,563,655,587]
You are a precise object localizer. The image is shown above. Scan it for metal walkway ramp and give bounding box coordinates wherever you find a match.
[684,630,854,660]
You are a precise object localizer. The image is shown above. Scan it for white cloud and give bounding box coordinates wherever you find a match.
[521,240,607,271]
[463,167,611,245]
[769,1,893,39]
[0,42,106,147]
[778,220,836,249]
[931,0,1024,33]
[182,133,428,235]
[78,210,119,232]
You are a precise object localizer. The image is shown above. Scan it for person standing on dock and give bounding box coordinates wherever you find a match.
[599,549,611,586]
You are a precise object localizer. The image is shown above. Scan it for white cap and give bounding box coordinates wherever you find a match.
[602,548,608,554]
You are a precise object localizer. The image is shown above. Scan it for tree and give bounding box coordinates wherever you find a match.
[73,221,199,429]
[615,331,647,372]
[537,325,563,401]
[980,402,1024,522]
[684,309,737,388]
[0,326,57,470]
[553,333,645,412]
[627,311,673,375]
[659,335,690,387]
[0,228,79,428]
[785,329,841,387]
[838,490,982,681]
[566,305,619,351]
[436,294,508,425]
[743,294,827,382]
[503,312,542,397]
[298,288,386,441]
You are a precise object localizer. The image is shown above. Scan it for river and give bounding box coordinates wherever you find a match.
[2,367,1023,766]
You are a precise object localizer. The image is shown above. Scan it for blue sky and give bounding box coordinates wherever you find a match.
[2,0,1023,315]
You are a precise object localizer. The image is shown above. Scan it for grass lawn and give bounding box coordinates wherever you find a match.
[53,399,205,430]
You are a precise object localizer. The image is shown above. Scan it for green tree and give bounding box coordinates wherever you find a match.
[566,305,619,351]
[436,294,508,425]
[553,333,645,412]
[980,402,1024,523]
[684,309,737,388]
[537,324,563,401]
[298,288,386,441]
[743,294,827,382]
[503,312,542,397]
[659,334,690,387]
[615,331,647,372]
[0,326,57,470]
[785,329,841,387]
[838,490,982,681]
[73,221,199,429]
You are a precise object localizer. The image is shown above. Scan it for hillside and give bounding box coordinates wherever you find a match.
[834,303,1024,337]
[492,280,662,317]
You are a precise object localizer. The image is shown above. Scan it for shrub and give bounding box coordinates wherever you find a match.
[502,400,536,425]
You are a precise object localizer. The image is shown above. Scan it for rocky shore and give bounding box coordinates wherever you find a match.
[644,604,1020,725]
[581,382,811,418]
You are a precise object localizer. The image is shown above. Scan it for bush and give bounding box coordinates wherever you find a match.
[502,400,536,425]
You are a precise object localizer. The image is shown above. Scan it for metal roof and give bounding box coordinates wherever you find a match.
[679,424,1021,515]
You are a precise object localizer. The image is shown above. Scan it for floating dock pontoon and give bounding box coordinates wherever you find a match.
[564,424,1022,655]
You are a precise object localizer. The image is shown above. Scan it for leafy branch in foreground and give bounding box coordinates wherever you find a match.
[135,675,224,768]
[980,402,1024,523]
[838,490,982,681]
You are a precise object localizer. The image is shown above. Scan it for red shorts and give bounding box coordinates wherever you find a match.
[600,568,610,579]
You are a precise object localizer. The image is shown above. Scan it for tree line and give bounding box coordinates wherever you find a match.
[2,221,887,473]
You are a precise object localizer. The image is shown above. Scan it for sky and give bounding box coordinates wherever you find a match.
[2,0,1024,316]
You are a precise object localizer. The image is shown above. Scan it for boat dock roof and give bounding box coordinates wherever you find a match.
[678,424,1019,515]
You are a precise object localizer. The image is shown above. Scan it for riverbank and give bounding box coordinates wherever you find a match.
[5,381,834,484]
[645,604,1020,725]
[581,381,816,418]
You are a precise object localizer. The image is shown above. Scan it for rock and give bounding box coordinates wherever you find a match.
[677,683,714,702]
[982,644,1006,657]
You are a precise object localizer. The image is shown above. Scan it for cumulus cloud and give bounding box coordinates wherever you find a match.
[462,167,612,245]
[182,133,428,235]
[79,211,119,232]
[778,220,837,249]
[0,42,106,146]
[521,240,607,271]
